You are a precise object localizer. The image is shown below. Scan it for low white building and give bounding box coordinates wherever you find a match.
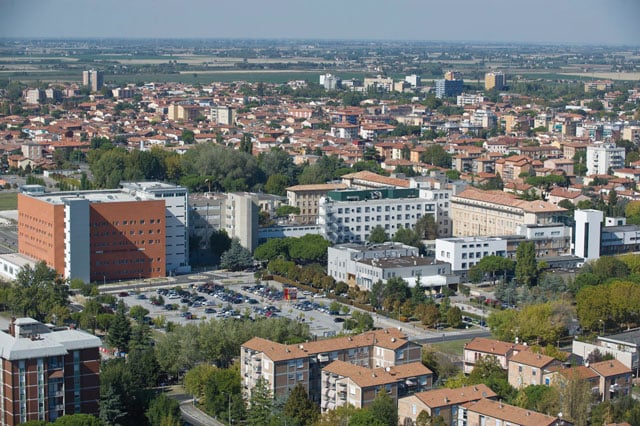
[327,242,457,291]
[435,237,507,274]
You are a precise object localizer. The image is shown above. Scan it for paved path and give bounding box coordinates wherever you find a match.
[180,400,225,426]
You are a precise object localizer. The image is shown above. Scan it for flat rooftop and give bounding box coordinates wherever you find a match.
[27,190,141,205]
[599,328,640,347]
[358,256,442,269]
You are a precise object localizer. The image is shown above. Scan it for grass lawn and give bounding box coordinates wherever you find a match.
[429,338,472,357]
[0,193,17,211]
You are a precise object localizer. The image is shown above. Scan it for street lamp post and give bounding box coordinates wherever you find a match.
[599,319,605,335]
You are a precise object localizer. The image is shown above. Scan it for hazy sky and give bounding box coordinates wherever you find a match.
[1,0,638,45]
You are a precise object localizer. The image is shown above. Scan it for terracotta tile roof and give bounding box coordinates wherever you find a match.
[464,338,518,356]
[454,188,567,214]
[589,359,632,377]
[548,188,585,199]
[242,328,411,362]
[462,399,558,426]
[286,183,347,192]
[551,365,599,381]
[341,171,410,188]
[413,384,497,408]
[509,351,556,368]
[324,360,431,388]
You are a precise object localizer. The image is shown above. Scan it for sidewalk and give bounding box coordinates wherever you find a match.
[180,401,225,426]
[166,385,225,426]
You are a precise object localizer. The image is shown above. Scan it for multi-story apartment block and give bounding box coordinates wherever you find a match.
[319,188,440,244]
[589,359,633,401]
[451,189,567,237]
[398,384,497,426]
[24,89,44,105]
[329,123,359,140]
[484,72,506,91]
[363,76,394,92]
[463,338,530,374]
[494,155,533,182]
[82,70,103,92]
[18,182,189,282]
[224,192,259,252]
[286,183,347,225]
[167,103,203,122]
[622,126,640,145]
[507,351,560,389]
[457,93,485,107]
[0,317,101,425]
[320,360,432,412]
[435,79,463,99]
[319,73,341,90]
[459,399,560,426]
[584,80,613,93]
[240,328,421,404]
[586,143,625,176]
[405,74,421,88]
[209,105,235,125]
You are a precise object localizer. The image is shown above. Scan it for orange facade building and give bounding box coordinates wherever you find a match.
[18,190,167,282]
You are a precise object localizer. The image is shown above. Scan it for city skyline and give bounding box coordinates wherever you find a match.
[1,0,639,45]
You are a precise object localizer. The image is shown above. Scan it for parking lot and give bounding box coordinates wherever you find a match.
[116,278,347,337]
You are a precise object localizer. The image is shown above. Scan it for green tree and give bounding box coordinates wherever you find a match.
[107,300,132,354]
[210,229,232,258]
[515,242,538,287]
[220,238,254,271]
[315,404,360,426]
[265,173,290,196]
[369,389,397,426]
[184,364,218,401]
[447,306,463,328]
[414,214,438,240]
[471,255,515,284]
[255,238,290,262]
[10,261,67,322]
[392,227,424,253]
[420,145,452,168]
[584,256,630,283]
[368,225,388,243]
[420,304,441,327]
[128,305,149,323]
[146,394,180,426]
[343,311,374,333]
[288,234,331,264]
[348,409,386,426]
[247,377,274,426]
[203,366,245,422]
[53,414,104,426]
[416,411,446,426]
[275,205,300,218]
[181,129,195,144]
[283,383,319,426]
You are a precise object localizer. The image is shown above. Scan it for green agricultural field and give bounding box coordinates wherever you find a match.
[0,193,18,211]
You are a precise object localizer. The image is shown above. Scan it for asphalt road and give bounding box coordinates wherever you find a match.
[0,225,18,254]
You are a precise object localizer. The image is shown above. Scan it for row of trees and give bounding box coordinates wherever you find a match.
[87,139,393,195]
[254,234,331,264]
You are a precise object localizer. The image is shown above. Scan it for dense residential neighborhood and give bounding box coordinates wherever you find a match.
[0,20,639,426]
